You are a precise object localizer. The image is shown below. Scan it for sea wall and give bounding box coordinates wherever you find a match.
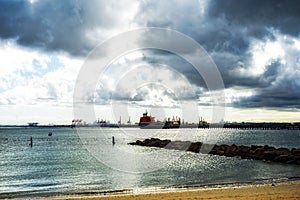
[129,138,300,165]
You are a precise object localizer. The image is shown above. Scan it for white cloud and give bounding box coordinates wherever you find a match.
[233,37,284,77]
[198,87,254,107]
[0,40,83,106]
[93,52,198,107]
[250,38,285,76]
[0,40,49,77]
[232,32,300,81]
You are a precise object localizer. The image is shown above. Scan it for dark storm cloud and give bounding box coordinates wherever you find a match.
[0,0,129,56]
[1,0,299,57]
[203,0,300,90]
[234,60,300,109]
[135,1,250,89]
[140,50,207,88]
[134,0,300,110]
[199,0,300,89]
[208,0,300,37]
[235,89,300,109]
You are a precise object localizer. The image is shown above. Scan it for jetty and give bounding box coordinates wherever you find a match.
[218,122,300,130]
[129,138,300,165]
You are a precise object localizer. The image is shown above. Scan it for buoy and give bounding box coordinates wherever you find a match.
[48,132,52,136]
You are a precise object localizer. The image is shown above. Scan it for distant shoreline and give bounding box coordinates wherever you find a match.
[1,121,300,130]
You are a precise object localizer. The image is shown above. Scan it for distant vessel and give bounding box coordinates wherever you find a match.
[28,122,39,127]
[138,111,180,129]
[138,111,164,129]
[96,119,119,128]
[163,116,181,129]
[97,119,108,127]
[198,117,209,128]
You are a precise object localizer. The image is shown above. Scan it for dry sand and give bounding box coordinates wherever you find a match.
[52,180,300,200]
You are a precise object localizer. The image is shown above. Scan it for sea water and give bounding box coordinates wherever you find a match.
[0,127,299,198]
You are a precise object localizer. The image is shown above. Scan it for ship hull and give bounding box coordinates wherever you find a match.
[139,122,164,129]
[139,122,180,129]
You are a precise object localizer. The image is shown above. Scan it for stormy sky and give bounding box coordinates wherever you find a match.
[0,0,299,124]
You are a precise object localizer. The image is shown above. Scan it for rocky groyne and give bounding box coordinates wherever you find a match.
[129,138,300,165]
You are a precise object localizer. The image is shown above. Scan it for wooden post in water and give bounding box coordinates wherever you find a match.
[112,136,115,145]
[29,137,33,147]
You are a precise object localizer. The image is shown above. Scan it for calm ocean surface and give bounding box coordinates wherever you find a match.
[0,127,299,198]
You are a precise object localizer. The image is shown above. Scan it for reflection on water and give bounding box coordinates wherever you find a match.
[0,128,299,198]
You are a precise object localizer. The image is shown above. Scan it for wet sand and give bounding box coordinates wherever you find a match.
[52,180,300,200]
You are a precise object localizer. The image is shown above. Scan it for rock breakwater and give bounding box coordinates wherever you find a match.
[129,138,300,165]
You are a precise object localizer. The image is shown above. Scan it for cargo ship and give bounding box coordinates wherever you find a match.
[138,111,181,129]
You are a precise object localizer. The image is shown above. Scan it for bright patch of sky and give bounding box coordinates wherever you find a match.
[0,40,82,106]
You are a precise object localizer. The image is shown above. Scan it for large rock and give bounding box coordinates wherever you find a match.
[187,142,202,153]
[250,145,263,151]
[291,148,300,156]
[251,148,266,160]
[263,150,278,161]
[276,148,291,156]
[236,146,251,153]
[211,145,224,155]
[224,144,238,157]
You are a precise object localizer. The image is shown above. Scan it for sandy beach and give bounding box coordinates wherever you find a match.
[52,180,300,200]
